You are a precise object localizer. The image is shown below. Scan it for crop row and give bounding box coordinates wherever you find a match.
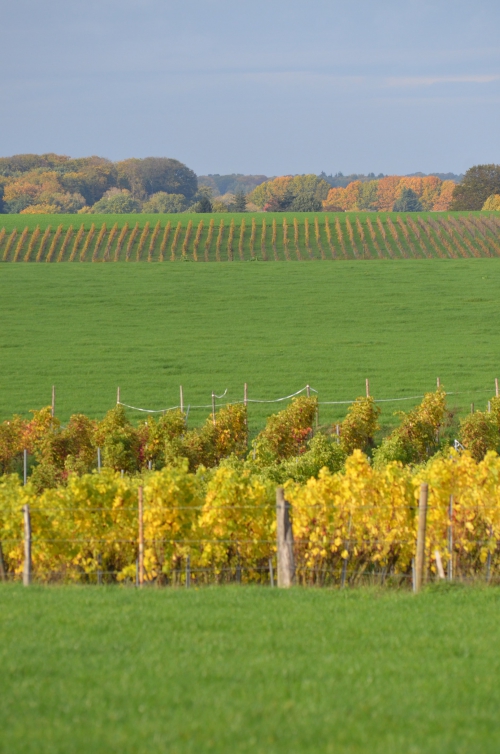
[2,448,500,585]
[1,214,500,262]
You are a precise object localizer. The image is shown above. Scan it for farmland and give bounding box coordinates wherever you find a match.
[1,585,500,754]
[0,211,500,261]
[0,260,500,431]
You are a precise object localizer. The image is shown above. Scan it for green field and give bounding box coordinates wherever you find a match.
[1,584,499,753]
[0,211,499,261]
[0,260,499,432]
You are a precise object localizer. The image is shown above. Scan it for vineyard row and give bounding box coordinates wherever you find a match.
[1,214,500,262]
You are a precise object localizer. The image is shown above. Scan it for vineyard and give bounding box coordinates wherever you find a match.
[1,211,500,261]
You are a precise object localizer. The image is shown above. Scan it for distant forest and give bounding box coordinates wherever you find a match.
[1,153,497,214]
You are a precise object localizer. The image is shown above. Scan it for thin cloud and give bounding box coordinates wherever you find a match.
[385,74,500,87]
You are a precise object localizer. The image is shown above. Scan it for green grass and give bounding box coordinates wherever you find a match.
[0,260,499,432]
[1,584,499,753]
[1,211,499,261]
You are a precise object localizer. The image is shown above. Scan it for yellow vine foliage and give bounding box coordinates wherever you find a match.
[2,449,500,583]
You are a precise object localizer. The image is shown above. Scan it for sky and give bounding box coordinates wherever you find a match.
[1,0,500,176]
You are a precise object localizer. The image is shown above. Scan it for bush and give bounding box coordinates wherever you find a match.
[340,396,381,455]
[142,192,187,213]
[90,189,142,214]
[373,389,447,466]
[253,397,318,464]
[458,411,500,461]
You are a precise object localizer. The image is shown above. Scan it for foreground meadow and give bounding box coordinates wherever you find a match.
[1,585,499,753]
[0,260,499,431]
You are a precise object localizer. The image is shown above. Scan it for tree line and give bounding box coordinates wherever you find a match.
[0,153,499,214]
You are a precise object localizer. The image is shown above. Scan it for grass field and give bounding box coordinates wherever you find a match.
[0,260,499,431]
[0,211,499,261]
[1,584,499,753]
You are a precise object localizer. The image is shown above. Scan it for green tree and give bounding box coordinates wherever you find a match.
[231,191,247,212]
[393,187,422,212]
[90,190,142,214]
[451,164,500,211]
[142,192,187,213]
[116,158,197,201]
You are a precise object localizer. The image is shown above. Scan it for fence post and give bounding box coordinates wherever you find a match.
[23,504,32,587]
[23,449,27,486]
[51,385,55,418]
[138,486,144,588]
[180,385,184,414]
[0,542,6,582]
[365,378,370,397]
[448,495,453,581]
[244,383,248,407]
[415,483,428,593]
[212,392,216,426]
[437,377,440,389]
[276,487,294,588]
[97,447,101,472]
[117,386,120,404]
[496,378,499,398]
[269,557,274,587]
[306,384,310,398]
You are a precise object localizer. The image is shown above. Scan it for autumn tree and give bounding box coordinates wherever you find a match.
[451,164,500,211]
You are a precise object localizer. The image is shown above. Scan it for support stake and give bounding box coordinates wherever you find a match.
[415,483,428,593]
[276,487,294,588]
[138,486,144,587]
[23,504,31,587]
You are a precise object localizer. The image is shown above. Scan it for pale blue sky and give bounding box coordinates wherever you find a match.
[1,0,499,175]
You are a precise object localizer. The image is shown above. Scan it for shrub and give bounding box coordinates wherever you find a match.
[254,397,318,464]
[340,396,381,455]
[373,389,448,466]
[459,411,500,461]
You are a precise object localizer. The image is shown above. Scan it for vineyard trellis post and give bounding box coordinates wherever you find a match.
[276,487,294,588]
[138,486,144,588]
[51,385,55,418]
[180,385,184,414]
[23,449,27,486]
[117,387,120,404]
[23,504,32,587]
[415,483,428,593]
[212,392,216,426]
[365,379,370,398]
[496,378,499,398]
[448,495,453,581]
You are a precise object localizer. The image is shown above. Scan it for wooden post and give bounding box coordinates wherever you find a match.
[486,528,493,584]
[0,542,6,582]
[212,391,216,426]
[496,378,499,398]
[138,486,144,587]
[434,550,445,579]
[23,449,27,486]
[117,386,120,404]
[437,377,440,389]
[97,447,101,472]
[186,554,191,588]
[306,384,310,398]
[23,504,31,586]
[471,403,474,414]
[244,383,248,406]
[488,401,492,413]
[276,487,294,588]
[415,483,428,593]
[269,557,274,587]
[448,495,453,581]
[365,378,370,398]
[180,385,184,414]
[51,385,55,418]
